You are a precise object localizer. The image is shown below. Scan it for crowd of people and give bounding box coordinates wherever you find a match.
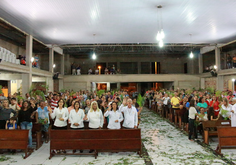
[145,89,236,141]
[1,87,236,153]
[0,90,142,153]
[71,63,121,75]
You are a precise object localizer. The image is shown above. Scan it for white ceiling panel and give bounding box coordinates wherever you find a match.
[0,0,236,45]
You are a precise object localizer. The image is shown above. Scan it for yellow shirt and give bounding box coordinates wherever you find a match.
[171,97,180,108]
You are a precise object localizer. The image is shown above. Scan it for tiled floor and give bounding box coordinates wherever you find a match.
[1,107,235,165]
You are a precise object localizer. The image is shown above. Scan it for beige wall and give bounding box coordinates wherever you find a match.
[0,38,26,56]
[63,74,200,91]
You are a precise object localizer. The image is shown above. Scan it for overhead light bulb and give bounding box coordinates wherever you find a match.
[160,29,165,39]
[190,51,194,58]
[53,64,56,68]
[31,57,34,62]
[159,40,164,48]
[92,53,96,60]
[156,31,161,41]
[232,78,235,82]
[214,65,217,69]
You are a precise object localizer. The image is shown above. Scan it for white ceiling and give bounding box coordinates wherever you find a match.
[0,0,236,45]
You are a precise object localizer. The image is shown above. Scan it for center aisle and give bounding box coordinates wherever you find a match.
[139,107,226,165]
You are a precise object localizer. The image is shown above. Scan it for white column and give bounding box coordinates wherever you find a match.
[26,35,33,68]
[22,74,32,96]
[117,82,121,90]
[49,48,54,73]
[198,54,203,74]
[200,78,205,89]
[87,82,92,91]
[215,47,221,72]
[59,79,64,91]
[216,75,224,91]
[46,77,54,93]
[7,81,11,95]
[189,57,194,74]
[138,62,141,74]
[22,35,33,96]
[107,82,110,91]
[174,81,178,90]
[61,54,64,75]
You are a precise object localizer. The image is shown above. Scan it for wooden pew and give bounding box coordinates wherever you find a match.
[32,123,43,150]
[49,129,142,159]
[0,130,32,158]
[202,120,231,145]
[215,126,236,155]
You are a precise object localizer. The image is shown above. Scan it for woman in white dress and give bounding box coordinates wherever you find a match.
[104,102,123,129]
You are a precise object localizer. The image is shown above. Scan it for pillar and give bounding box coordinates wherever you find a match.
[200,78,205,89]
[107,82,110,91]
[89,82,94,92]
[174,81,179,90]
[46,77,54,93]
[49,48,54,73]
[189,57,194,74]
[198,54,203,74]
[137,82,141,93]
[117,82,121,90]
[138,62,141,74]
[59,79,64,91]
[7,81,11,95]
[22,74,32,96]
[22,35,33,96]
[216,75,224,91]
[26,35,33,68]
[215,47,221,72]
[61,55,64,75]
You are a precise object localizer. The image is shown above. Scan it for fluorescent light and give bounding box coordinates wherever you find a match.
[31,57,34,62]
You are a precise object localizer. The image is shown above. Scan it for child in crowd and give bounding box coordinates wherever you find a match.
[5,117,17,129]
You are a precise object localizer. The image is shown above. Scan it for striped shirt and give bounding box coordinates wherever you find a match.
[50,99,58,112]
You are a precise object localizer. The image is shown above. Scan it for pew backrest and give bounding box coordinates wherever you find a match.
[0,130,29,149]
[50,129,141,151]
[217,126,236,147]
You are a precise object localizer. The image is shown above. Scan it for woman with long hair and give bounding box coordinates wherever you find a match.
[18,101,37,149]
[218,97,232,120]
[69,101,85,129]
[85,101,103,129]
[49,99,69,130]
[188,99,198,141]
[104,102,123,129]
[208,107,218,121]
[209,96,220,117]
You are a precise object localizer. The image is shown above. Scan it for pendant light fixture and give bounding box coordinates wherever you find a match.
[156,5,165,48]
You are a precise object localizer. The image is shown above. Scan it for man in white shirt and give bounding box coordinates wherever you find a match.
[232,98,236,113]
[162,93,169,117]
[119,98,138,129]
[9,98,20,117]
